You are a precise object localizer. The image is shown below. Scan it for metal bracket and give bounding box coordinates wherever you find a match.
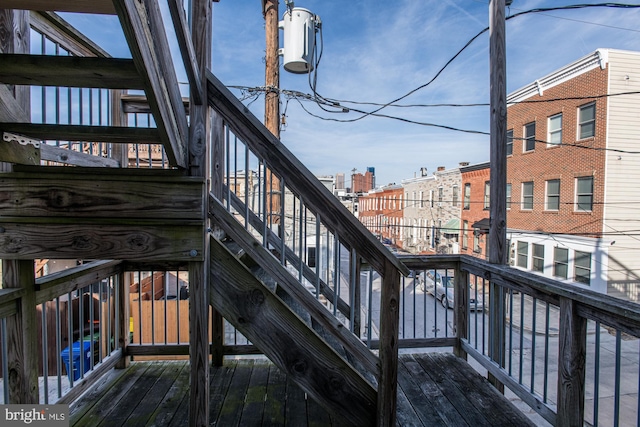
[3,132,41,148]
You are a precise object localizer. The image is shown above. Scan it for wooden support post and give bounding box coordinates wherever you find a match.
[189,0,212,425]
[351,249,362,338]
[0,8,29,172]
[488,0,508,393]
[115,269,130,369]
[377,259,400,427]
[557,297,587,427]
[453,264,468,360]
[110,89,129,167]
[3,260,39,403]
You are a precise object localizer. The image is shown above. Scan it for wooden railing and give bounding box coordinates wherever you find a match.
[206,70,410,424]
[397,254,640,427]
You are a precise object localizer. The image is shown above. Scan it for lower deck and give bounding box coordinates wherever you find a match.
[69,353,534,426]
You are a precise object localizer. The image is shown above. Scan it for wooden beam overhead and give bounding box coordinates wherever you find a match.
[0,0,116,15]
[0,123,162,144]
[113,0,188,169]
[0,54,143,89]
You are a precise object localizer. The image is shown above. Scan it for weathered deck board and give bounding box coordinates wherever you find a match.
[70,354,535,426]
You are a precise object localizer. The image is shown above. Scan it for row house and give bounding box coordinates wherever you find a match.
[401,166,462,254]
[506,48,640,299]
[359,184,404,247]
[460,162,491,259]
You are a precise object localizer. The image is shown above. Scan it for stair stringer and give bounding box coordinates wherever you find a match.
[209,236,376,426]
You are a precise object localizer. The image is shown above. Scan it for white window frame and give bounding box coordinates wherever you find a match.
[546,179,560,211]
[578,102,596,139]
[522,181,534,210]
[524,122,536,152]
[532,243,544,273]
[506,183,512,210]
[575,176,593,212]
[548,113,562,146]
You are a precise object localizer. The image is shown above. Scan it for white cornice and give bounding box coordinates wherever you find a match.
[507,49,609,104]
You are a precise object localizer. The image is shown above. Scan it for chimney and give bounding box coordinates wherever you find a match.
[459,162,470,167]
[437,166,445,172]
[420,167,428,177]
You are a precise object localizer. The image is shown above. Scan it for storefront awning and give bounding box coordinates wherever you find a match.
[442,218,460,235]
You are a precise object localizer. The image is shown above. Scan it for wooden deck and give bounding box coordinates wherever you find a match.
[69,353,534,426]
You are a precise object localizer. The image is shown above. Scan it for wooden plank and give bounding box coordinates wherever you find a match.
[114,0,188,168]
[216,359,253,426]
[207,71,409,278]
[0,220,204,261]
[40,144,121,167]
[0,54,143,88]
[1,123,161,143]
[208,360,237,425]
[209,196,379,379]
[285,377,308,426]
[0,134,39,164]
[126,345,189,357]
[239,359,270,425]
[0,1,116,14]
[396,354,451,426]
[262,363,287,426]
[29,11,110,58]
[166,0,203,105]
[454,266,469,359]
[0,287,23,319]
[124,361,184,425]
[377,258,401,426]
[0,84,28,122]
[122,94,189,115]
[0,172,202,219]
[145,362,190,426]
[3,259,39,403]
[35,259,121,304]
[557,297,587,427]
[68,354,130,422]
[209,236,377,426]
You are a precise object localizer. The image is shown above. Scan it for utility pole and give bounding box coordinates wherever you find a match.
[263,0,281,226]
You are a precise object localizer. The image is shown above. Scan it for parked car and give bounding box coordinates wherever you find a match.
[420,270,484,310]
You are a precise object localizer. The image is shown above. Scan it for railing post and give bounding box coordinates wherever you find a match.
[557,296,587,426]
[377,259,400,427]
[115,268,130,369]
[351,249,362,337]
[3,260,39,404]
[110,89,129,167]
[453,262,468,360]
[488,0,508,393]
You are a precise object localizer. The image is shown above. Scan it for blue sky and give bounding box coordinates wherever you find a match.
[62,1,640,188]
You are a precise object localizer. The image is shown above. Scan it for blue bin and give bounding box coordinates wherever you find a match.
[60,340,92,381]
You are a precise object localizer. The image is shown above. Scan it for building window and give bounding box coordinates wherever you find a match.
[463,183,471,210]
[576,176,593,212]
[553,247,568,279]
[420,191,425,208]
[548,113,562,146]
[522,182,534,210]
[532,243,544,273]
[452,186,459,207]
[524,122,536,152]
[517,241,528,268]
[506,183,512,209]
[574,251,591,285]
[483,181,490,209]
[473,231,481,253]
[579,103,595,139]
[507,129,513,156]
[438,187,443,204]
[546,179,560,211]
[462,221,468,249]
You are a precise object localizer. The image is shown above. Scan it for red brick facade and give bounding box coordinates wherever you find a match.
[359,186,404,247]
[506,66,608,236]
[460,163,490,259]
[352,171,374,194]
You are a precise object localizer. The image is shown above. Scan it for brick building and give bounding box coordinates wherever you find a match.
[359,184,404,248]
[352,167,375,194]
[459,162,490,259]
[506,49,640,299]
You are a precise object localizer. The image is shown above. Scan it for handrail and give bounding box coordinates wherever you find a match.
[206,71,409,278]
